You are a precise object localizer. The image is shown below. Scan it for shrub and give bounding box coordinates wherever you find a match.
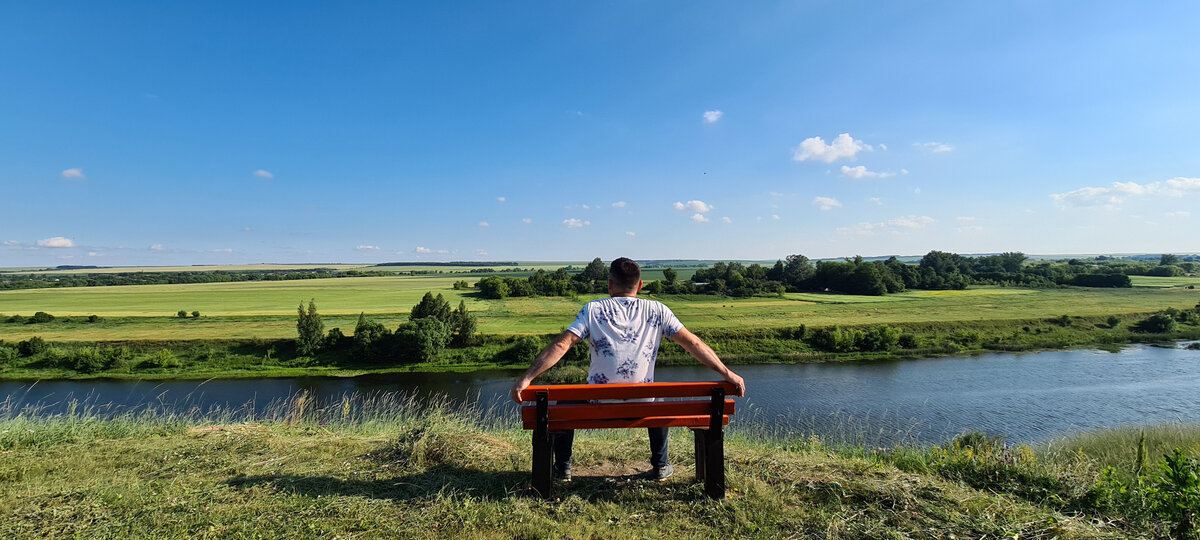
[176,310,188,318]
[87,314,102,323]
[809,326,863,353]
[5,314,24,323]
[140,349,180,369]
[898,333,919,349]
[1146,449,1200,538]
[393,318,450,363]
[499,336,546,364]
[43,347,69,367]
[1136,313,1177,334]
[0,345,18,368]
[70,348,107,373]
[859,325,901,352]
[1106,315,1121,328]
[17,336,47,357]
[325,327,348,348]
[27,311,55,324]
[191,310,200,318]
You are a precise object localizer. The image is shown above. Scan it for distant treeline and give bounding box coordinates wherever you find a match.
[0,269,395,290]
[376,261,520,267]
[469,253,1199,299]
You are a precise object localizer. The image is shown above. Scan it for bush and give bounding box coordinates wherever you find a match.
[17,336,47,357]
[325,327,348,348]
[393,318,450,363]
[176,310,188,318]
[1136,313,1177,334]
[26,311,55,324]
[191,311,200,318]
[87,314,102,323]
[5,314,24,323]
[859,325,901,352]
[1106,315,1121,328]
[809,326,864,353]
[0,345,18,368]
[70,348,107,373]
[140,349,181,369]
[499,335,546,364]
[898,333,919,349]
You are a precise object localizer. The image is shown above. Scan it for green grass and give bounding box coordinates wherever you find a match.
[2,276,1198,341]
[3,393,1182,538]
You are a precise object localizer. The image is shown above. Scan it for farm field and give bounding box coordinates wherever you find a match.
[1,273,1198,341]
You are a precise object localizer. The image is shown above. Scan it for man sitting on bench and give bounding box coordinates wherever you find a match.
[509,257,746,482]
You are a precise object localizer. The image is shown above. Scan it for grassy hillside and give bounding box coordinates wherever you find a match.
[2,394,1195,538]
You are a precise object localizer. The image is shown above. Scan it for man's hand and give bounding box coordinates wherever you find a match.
[723,370,746,397]
[510,378,531,403]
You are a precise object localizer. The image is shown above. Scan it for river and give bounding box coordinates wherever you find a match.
[3,343,1197,445]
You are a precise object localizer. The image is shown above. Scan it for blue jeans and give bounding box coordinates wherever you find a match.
[552,427,669,473]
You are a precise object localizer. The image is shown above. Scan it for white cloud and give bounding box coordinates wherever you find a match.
[415,246,433,253]
[37,237,75,248]
[356,245,380,251]
[478,221,490,227]
[673,200,713,213]
[868,197,883,206]
[211,248,233,253]
[474,249,488,256]
[1050,177,1200,207]
[956,216,978,222]
[253,169,274,179]
[611,201,627,208]
[901,169,910,175]
[496,196,506,203]
[149,244,164,251]
[563,218,587,228]
[838,215,936,236]
[702,110,723,124]
[2,240,19,247]
[771,214,780,220]
[915,142,954,153]
[60,168,85,179]
[626,231,636,237]
[840,165,895,179]
[812,196,842,210]
[521,218,532,224]
[87,251,101,257]
[1166,211,1191,218]
[721,217,732,224]
[879,143,888,151]
[792,133,871,163]
[691,213,709,223]
[888,215,935,229]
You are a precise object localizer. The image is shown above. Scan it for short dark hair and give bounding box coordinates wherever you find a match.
[609,257,641,291]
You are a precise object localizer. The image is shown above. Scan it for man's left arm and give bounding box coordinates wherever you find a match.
[508,330,583,403]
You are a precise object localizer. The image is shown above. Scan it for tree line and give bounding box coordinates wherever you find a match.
[0,269,396,291]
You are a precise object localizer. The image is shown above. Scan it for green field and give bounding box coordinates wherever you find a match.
[2,395,1194,537]
[2,274,1198,342]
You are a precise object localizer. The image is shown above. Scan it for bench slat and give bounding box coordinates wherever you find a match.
[520,400,735,423]
[525,415,731,430]
[520,381,735,402]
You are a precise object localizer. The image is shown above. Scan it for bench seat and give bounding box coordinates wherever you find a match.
[518,381,738,499]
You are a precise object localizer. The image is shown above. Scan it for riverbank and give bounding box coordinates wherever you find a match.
[1,311,1198,381]
[1,394,1196,538]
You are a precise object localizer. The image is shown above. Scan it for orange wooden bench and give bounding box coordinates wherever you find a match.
[518,381,738,499]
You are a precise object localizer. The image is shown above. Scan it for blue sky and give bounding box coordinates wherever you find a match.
[3,1,1198,266]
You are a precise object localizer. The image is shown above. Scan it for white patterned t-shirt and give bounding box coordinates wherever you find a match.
[565,296,684,385]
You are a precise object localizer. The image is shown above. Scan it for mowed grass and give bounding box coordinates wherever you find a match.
[2,275,1199,341]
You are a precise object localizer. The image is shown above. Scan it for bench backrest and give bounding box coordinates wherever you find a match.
[519,381,737,430]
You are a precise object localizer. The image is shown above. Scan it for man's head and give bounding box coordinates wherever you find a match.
[608,257,642,295]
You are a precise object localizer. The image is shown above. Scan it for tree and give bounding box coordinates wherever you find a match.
[663,267,678,285]
[582,257,608,282]
[191,310,201,318]
[410,292,452,323]
[783,254,815,289]
[176,310,188,318]
[1161,253,1181,266]
[352,312,390,359]
[449,300,477,346]
[393,317,450,363]
[296,299,325,356]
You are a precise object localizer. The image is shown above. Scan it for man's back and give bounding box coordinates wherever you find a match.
[566,297,682,384]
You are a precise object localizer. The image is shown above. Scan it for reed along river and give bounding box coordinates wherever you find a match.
[3,343,1197,445]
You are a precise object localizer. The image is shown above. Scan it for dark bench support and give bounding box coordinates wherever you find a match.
[531,391,552,498]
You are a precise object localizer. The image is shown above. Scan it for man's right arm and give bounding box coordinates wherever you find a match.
[669,328,746,397]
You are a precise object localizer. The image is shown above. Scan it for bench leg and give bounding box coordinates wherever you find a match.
[691,428,706,483]
[532,392,552,498]
[704,388,725,500]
